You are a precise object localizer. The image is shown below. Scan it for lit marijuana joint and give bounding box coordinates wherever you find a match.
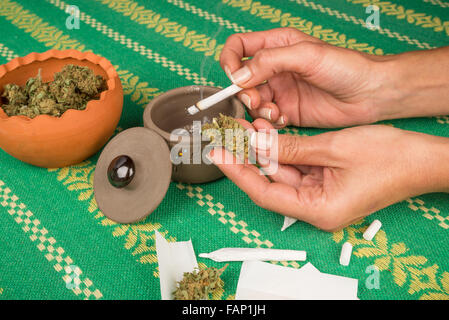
[1,64,107,118]
[173,264,228,300]
[202,113,249,159]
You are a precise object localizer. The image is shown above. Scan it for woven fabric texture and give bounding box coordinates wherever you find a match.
[0,0,448,300]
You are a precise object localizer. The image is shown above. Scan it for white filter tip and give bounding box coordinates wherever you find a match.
[363,219,382,241]
[339,242,353,266]
[187,105,199,115]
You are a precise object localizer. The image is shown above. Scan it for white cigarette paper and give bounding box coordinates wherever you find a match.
[187,84,243,115]
[235,261,359,300]
[281,217,297,231]
[155,231,198,300]
[199,247,306,262]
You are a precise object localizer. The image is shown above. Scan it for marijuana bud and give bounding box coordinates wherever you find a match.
[173,264,228,300]
[0,64,107,118]
[202,113,249,159]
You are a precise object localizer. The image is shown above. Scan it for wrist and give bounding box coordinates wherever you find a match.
[373,47,449,121]
[412,133,449,195]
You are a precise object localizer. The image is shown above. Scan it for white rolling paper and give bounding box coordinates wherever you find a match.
[281,217,298,231]
[155,231,198,300]
[199,247,306,262]
[235,261,358,300]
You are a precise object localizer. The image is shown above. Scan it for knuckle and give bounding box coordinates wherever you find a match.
[285,27,300,35]
[279,136,301,162]
[294,41,327,76]
[226,33,243,44]
[253,48,273,65]
[297,41,323,55]
[325,133,343,156]
[250,193,265,208]
[221,33,244,63]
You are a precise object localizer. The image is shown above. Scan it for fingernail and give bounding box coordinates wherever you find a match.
[205,150,215,164]
[258,108,272,121]
[224,65,234,82]
[231,66,251,84]
[205,153,213,163]
[250,132,272,151]
[274,115,285,126]
[240,94,252,110]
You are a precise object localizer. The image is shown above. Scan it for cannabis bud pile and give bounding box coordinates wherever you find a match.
[173,265,228,300]
[202,113,249,159]
[1,64,107,118]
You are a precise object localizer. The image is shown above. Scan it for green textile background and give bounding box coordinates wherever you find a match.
[0,0,448,300]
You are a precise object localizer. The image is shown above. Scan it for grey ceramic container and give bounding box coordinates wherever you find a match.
[143,85,245,184]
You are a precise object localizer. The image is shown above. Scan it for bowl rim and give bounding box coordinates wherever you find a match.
[0,49,119,123]
[143,85,245,142]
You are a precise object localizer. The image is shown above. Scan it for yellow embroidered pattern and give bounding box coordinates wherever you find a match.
[47,161,229,300]
[116,67,162,107]
[0,43,18,61]
[436,116,449,125]
[333,220,449,299]
[291,0,434,50]
[423,0,449,8]
[406,198,449,229]
[97,0,224,61]
[1,1,163,109]
[48,161,166,267]
[46,0,214,87]
[48,160,287,265]
[46,162,240,300]
[222,0,384,55]
[0,31,183,292]
[347,0,449,36]
[0,0,204,271]
[4,0,446,300]
[166,0,252,34]
[176,184,276,248]
[0,0,85,51]
[0,179,103,300]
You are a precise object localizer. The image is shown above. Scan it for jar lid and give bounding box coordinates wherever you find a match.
[94,127,172,223]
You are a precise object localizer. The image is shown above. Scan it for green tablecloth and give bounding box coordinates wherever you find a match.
[0,0,448,300]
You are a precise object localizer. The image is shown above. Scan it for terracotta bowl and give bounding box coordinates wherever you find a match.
[0,49,123,168]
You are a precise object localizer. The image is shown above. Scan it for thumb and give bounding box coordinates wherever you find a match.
[250,131,339,166]
[231,41,325,88]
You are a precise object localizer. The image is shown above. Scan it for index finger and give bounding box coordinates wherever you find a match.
[220,28,319,75]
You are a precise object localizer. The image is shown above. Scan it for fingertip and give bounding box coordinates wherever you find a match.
[220,50,244,82]
[207,147,226,165]
[237,88,261,111]
[273,114,288,129]
[253,118,275,130]
[258,102,279,122]
[223,65,234,82]
[235,118,254,130]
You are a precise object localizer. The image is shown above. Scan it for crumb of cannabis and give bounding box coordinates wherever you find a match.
[0,64,107,118]
[202,113,249,159]
[173,265,228,300]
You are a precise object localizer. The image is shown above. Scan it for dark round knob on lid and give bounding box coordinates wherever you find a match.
[107,155,135,188]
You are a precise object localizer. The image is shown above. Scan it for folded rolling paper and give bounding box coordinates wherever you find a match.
[235,261,359,300]
[282,217,297,231]
[155,231,198,300]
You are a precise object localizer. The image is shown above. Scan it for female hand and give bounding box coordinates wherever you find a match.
[220,28,449,128]
[208,119,449,231]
